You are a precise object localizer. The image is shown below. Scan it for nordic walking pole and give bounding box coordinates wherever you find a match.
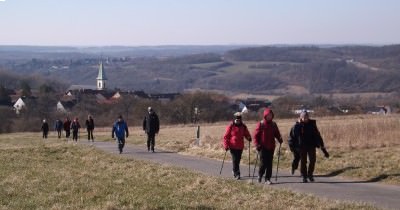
[275,143,282,182]
[248,140,251,177]
[251,151,259,183]
[219,150,228,175]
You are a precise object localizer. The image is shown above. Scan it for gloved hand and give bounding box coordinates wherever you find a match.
[278,138,283,144]
[111,135,114,139]
[256,146,261,152]
[126,134,129,138]
[321,147,330,158]
[225,147,229,151]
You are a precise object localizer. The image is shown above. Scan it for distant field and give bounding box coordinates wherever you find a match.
[0,134,376,209]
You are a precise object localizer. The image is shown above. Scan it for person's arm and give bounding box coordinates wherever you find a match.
[253,122,262,151]
[222,124,232,151]
[111,124,115,138]
[142,117,146,131]
[155,115,160,133]
[273,122,283,144]
[125,123,129,138]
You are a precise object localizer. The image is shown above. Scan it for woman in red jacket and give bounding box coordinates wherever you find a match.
[254,108,283,184]
[223,112,252,180]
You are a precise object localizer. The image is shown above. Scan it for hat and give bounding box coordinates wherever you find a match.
[118,115,123,119]
[234,112,242,119]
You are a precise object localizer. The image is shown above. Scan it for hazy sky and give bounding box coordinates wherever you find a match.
[0,0,399,46]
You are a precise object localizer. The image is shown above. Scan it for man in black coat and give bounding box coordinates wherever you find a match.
[288,111,329,183]
[85,115,95,142]
[143,107,160,152]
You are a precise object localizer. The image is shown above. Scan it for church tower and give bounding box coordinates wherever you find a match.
[96,61,107,90]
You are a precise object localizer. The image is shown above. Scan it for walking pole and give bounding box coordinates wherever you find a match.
[251,151,259,183]
[275,143,282,182]
[248,141,251,177]
[219,150,228,175]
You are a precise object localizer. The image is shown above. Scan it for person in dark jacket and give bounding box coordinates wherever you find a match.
[85,115,95,142]
[63,117,71,139]
[41,119,49,139]
[143,107,159,152]
[55,119,63,138]
[289,111,329,183]
[70,118,81,142]
[253,108,283,185]
[112,115,129,154]
[223,112,252,180]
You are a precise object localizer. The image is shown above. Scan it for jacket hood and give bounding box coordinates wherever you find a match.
[263,108,274,120]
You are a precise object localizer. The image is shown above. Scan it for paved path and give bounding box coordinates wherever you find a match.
[84,141,400,210]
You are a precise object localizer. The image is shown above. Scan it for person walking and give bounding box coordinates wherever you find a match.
[85,115,95,142]
[222,112,252,180]
[289,111,328,183]
[55,119,63,138]
[70,117,81,142]
[41,119,49,139]
[63,117,71,139]
[112,115,129,154]
[253,108,283,185]
[143,107,159,152]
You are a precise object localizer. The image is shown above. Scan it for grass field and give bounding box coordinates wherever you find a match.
[0,134,377,209]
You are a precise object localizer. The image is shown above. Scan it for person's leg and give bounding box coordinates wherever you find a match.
[230,149,243,179]
[292,149,301,175]
[258,149,267,181]
[264,149,274,182]
[300,147,308,182]
[147,134,151,151]
[308,147,317,181]
[90,130,94,141]
[118,138,125,153]
[151,134,155,151]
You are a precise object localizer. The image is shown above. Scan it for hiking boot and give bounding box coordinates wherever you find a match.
[265,179,272,185]
[308,176,315,182]
[236,175,241,180]
[302,177,308,183]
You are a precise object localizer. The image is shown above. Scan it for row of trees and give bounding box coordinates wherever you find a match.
[1,89,399,133]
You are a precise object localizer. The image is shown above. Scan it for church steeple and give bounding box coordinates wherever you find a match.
[96,61,107,90]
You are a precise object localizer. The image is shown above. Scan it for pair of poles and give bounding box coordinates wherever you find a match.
[219,142,282,182]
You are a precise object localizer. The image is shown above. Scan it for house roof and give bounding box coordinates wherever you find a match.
[96,62,107,80]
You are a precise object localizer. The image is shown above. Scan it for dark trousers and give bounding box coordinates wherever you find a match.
[117,138,125,153]
[72,130,78,141]
[300,147,316,178]
[230,149,243,177]
[42,131,48,139]
[147,133,156,151]
[87,129,94,141]
[258,148,274,180]
[292,148,301,171]
[65,130,70,138]
[57,130,62,138]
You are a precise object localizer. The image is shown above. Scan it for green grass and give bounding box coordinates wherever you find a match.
[0,134,377,210]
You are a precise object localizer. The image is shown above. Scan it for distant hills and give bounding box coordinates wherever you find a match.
[1,45,399,95]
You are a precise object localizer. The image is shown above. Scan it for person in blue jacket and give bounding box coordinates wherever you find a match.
[112,115,129,154]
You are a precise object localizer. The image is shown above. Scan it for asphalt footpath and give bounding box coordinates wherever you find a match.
[82,141,400,210]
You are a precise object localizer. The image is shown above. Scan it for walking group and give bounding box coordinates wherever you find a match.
[40,107,160,155]
[41,116,93,142]
[222,108,329,184]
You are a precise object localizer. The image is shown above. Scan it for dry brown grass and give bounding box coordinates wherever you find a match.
[0,133,376,209]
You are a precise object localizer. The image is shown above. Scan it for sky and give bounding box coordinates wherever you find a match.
[0,0,399,46]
